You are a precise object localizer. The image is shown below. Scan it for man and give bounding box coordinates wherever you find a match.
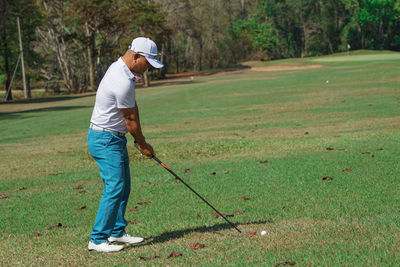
[87,37,163,252]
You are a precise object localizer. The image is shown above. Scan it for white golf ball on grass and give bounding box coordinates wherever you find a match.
[260,230,267,236]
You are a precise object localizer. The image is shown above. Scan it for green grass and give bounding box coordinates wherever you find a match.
[0,50,399,266]
[312,51,400,62]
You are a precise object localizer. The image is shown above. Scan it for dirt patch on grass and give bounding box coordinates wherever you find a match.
[251,64,323,72]
[165,70,211,78]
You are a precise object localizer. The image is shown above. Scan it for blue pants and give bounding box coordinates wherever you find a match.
[87,128,131,244]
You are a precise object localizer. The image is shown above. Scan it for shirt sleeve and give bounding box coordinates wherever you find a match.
[115,80,136,108]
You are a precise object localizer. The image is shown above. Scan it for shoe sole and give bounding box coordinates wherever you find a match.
[88,248,124,253]
[108,239,144,245]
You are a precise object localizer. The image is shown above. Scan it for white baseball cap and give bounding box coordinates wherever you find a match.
[130,37,164,69]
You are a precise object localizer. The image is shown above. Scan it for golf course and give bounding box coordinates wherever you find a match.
[0,50,399,265]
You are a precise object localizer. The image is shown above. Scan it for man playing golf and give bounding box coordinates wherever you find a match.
[87,37,163,252]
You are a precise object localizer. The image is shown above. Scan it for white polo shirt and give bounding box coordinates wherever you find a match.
[90,57,136,133]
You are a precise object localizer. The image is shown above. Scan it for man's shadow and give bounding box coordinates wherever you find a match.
[129,220,270,248]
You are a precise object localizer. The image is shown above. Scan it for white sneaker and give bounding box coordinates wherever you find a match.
[88,241,124,252]
[108,233,144,244]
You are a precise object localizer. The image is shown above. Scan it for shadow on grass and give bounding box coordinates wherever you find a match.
[0,105,90,120]
[131,219,268,248]
[138,80,199,88]
[0,93,95,105]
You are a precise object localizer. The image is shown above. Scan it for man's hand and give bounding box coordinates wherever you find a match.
[138,142,154,158]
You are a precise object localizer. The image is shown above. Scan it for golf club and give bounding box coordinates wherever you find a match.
[135,143,242,234]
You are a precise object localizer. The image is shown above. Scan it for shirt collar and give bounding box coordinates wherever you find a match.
[118,57,136,80]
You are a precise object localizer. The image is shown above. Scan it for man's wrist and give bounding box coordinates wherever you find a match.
[134,136,146,146]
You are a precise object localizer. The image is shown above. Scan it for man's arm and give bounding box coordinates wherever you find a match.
[121,102,154,158]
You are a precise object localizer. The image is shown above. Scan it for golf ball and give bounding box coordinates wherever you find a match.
[261,230,267,236]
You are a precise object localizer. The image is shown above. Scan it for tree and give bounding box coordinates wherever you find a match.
[232,14,277,60]
[0,0,41,100]
[35,0,168,92]
[3,0,400,98]
[36,0,82,93]
[341,0,400,50]
[119,0,169,86]
[0,0,11,100]
[64,0,115,91]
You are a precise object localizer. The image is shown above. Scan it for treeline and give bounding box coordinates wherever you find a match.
[1,0,400,99]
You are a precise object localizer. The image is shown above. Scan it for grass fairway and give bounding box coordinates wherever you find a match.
[0,51,399,266]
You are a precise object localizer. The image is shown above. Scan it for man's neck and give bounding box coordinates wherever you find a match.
[121,54,134,72]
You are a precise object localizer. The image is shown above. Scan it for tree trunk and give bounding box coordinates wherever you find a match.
[24,35,32,98]
[143,70,150,87]
[95,30,101,88]
[85,22,95,91]
[17,16,28,99]
[379,18,384,49]
[198,40,203,71]
[50,27,75,93]
[357,23,363,49]
[327,38,334,54]
[355,6,363,49]
[175,40,179,73]
[158,43,165,78]
[298,12,307,57]
[1,0,11,100]
[226,0,236,61]
[26,74,31,98]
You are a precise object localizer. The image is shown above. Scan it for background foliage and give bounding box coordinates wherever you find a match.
[1,0,399,97]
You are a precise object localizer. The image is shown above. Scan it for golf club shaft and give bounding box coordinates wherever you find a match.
[152,155,242,234]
